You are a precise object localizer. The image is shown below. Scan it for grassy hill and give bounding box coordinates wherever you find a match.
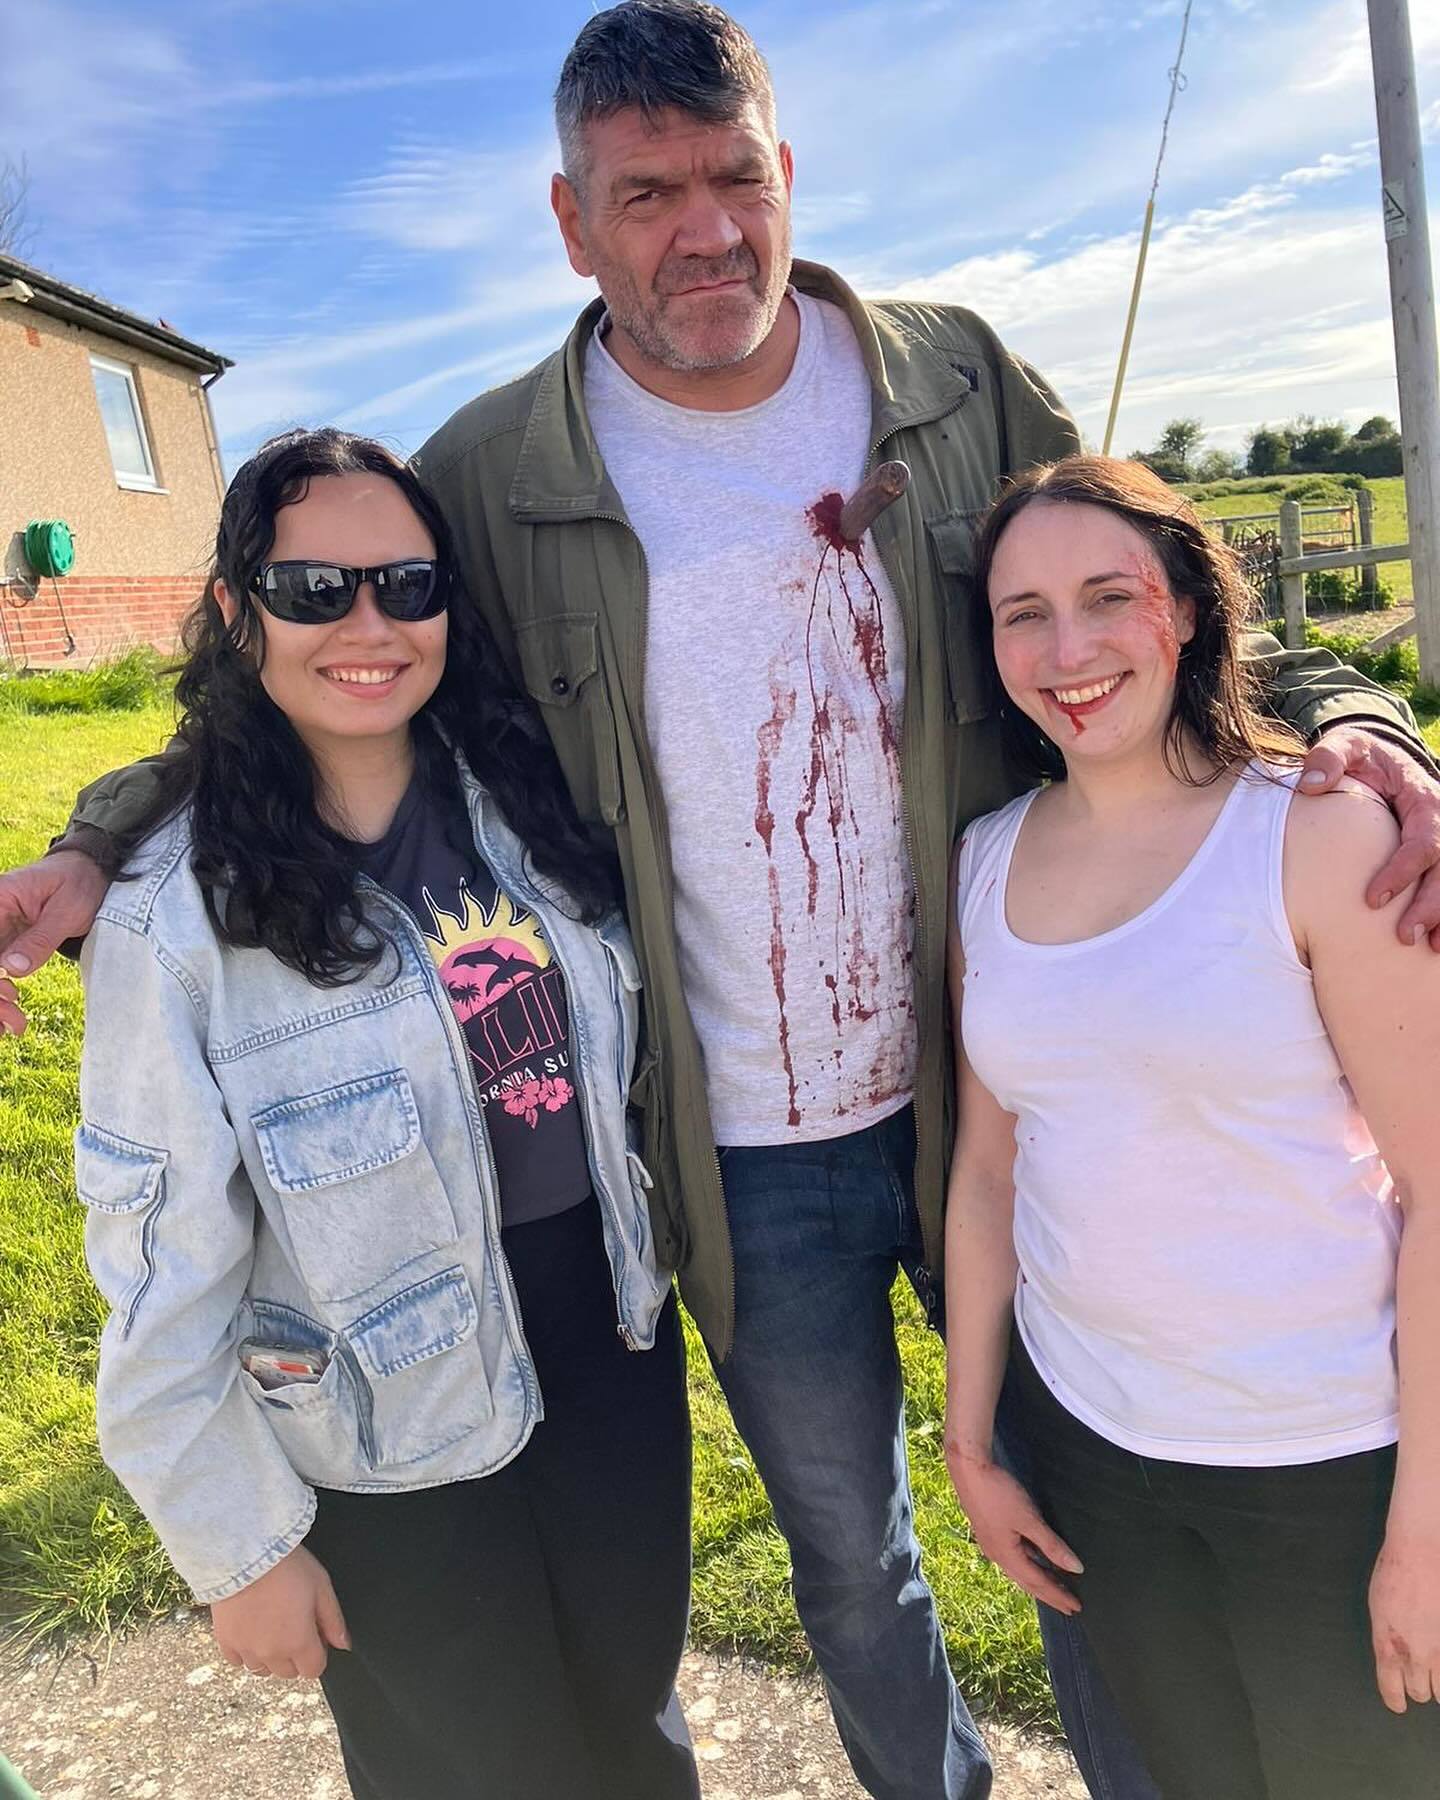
[1189,476,1411,604]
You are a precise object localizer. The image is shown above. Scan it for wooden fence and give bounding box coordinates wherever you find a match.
[1274,495,1413,651]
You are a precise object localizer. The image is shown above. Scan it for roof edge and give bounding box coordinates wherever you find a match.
[0,251,233,375]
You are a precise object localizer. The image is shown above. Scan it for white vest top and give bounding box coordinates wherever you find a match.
[958,764,1400,1466]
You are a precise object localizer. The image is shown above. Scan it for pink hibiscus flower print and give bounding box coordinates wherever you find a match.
[541,1077,574,1113]
[503,1076,547,1128]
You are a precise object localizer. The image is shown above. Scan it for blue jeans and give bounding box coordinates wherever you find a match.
[713,1104,1159,1800]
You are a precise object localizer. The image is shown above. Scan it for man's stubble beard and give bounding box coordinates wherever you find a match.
[594,223,794,375]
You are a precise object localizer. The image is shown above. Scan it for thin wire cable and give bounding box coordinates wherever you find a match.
[1101,0,1195,456]
[1148,2,1193,206]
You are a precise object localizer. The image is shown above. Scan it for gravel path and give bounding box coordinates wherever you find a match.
[1,1614,1086,1799]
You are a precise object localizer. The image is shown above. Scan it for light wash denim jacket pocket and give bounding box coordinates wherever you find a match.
[251,1068,459,1303]
[74,1123,168,1339]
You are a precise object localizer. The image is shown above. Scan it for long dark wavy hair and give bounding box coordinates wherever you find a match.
[972,454,1303,786]
[114,428,618,984]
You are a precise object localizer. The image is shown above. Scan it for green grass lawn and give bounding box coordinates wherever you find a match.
[0,703,1050,1717]
[3,684,1436,1714]
[1194,476,1412,604]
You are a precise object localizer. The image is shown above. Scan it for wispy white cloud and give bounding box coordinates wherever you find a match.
[1295,3,1440,94]
[217,61,518,104]
[336,330,563,427]
[340,138,557,253]
[3,0,197,174]
[773,0,1438,283]
[209,254,589,452]
[1281,146,1376,187]
[209,372,336,441]
[885,173,1417,454]
[12,0,1439,473]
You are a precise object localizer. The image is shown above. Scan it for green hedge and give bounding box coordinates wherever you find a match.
[0,649,171,717]
[1179,473,1364,504]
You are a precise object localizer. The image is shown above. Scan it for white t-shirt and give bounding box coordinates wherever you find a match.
[957,764,1400,1467]
[585,291,916,1144]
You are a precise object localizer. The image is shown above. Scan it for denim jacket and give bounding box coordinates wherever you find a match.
[76,750,668,1605]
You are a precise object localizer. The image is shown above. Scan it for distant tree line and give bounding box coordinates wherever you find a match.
[1131,414,1405,484]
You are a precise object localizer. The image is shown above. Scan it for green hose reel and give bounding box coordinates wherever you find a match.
[25,519,75,577]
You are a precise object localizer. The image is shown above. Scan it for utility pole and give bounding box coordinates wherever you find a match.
[1367,0,1439,685]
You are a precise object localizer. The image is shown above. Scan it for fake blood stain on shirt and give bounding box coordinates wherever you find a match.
[750,493,909,1128]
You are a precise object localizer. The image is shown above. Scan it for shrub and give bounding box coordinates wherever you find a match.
[1306,626,1439,707]
[0,648,171,716]
[1180,474,1357,503]
[1306,571,1396,613]
[1246,428,1290,476]
[1349,434,1403,479]
[1288,418,1350,472]
[1245,415,1401,478]
[1193,448,1244,483]
[1131,449,1190,484]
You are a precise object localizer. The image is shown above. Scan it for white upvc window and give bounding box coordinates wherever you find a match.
[90,353,161,491]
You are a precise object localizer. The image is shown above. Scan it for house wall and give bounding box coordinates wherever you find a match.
[0,575,201,667]
[0,302,224,666]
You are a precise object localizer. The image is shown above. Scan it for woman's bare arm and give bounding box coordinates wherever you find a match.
[1287,784,1440,1709]
[942,841,1082,1612]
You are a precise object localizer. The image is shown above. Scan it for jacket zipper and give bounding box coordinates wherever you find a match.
[451,808,651,1351]
[557,947,644,1348]
[599,932,658,1304]
[358,880,542,1420]
[866,390,972,1307]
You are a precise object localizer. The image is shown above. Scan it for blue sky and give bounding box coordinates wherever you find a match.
[6,0,1438,470]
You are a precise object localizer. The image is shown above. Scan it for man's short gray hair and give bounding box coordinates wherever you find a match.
[555,0,776,195]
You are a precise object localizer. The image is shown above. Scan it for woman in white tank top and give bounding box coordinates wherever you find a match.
[941,455,1440,1799]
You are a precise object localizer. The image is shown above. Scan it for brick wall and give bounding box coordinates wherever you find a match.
[0,574,201,668]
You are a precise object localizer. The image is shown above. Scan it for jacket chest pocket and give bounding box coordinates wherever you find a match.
[514,612,625,827]
[252,1069,459,1304]
[925,512,994,726]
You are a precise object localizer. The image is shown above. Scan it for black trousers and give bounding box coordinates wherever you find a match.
[1010,1339,1440,1799]
[305,1199,698,1800]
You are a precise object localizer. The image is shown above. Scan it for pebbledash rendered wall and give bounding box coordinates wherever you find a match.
[0,302,226,667]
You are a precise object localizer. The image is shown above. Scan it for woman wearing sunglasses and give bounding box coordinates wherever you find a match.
[75,429,697,1800]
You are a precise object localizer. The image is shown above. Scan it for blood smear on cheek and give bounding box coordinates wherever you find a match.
[1128,555,1181,671]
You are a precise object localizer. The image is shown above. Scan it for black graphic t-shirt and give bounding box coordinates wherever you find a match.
[355,767,591,1228]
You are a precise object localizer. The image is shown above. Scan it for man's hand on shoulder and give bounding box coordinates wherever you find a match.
[0,850,112,1033]
[1299,727,1440,951]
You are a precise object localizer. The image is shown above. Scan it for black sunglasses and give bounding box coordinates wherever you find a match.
[252,560,448,624]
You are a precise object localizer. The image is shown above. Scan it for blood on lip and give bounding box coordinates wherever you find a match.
[1046,672,1126,735]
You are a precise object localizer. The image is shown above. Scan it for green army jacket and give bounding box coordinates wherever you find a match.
[68,261,1427,1357]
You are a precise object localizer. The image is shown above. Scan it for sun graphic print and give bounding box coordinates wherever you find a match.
[420,879,552,1017]
[419,880,575,1127]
